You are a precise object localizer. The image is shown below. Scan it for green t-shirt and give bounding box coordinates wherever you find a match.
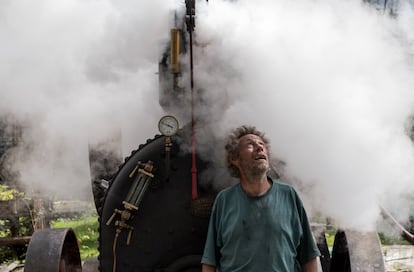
[201,178,320,272]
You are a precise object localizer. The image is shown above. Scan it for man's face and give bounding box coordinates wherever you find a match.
[232,134,269,177]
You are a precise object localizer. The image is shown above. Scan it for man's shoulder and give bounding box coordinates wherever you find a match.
[217,183,240,198]
[270,177,295,190]
[210,184,240,211]
[270,178,305,209]
[270,178,300,198]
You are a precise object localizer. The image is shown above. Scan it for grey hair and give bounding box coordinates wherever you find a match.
[224,125,270,178]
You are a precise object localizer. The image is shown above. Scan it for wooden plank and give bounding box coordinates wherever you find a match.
[0,236,31,246]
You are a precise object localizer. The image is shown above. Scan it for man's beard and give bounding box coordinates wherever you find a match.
[240,160,269,181]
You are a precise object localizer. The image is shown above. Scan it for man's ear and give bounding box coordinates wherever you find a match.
[229,154,239,168]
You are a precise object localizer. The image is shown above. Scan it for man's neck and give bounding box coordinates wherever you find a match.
[240,174,271,197]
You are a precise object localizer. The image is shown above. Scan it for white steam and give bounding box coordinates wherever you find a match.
[0,0,182,198]
[194,0,414,230]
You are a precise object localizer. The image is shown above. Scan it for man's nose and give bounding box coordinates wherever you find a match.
[255,144,264,151]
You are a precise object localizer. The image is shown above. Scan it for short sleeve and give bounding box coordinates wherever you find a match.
[294,191,321,265]
[201,197,220,266]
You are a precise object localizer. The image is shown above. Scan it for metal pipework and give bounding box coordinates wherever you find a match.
[380,206,414,245]
[106,161,155,272]
[125,161,155,207]
[164,136,172,180]
[106,161,155,245]
[170,28,181,74]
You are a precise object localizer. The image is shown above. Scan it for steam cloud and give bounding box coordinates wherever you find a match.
[0,0,179,198]
[194,0,414,230]
[1,0,414,231]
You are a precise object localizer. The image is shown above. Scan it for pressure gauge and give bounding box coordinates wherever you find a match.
[158,115,179,136]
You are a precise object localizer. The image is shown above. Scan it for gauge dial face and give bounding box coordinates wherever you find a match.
[158,115,179,136]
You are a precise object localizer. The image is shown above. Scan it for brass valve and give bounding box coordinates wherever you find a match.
[106,161,155,245]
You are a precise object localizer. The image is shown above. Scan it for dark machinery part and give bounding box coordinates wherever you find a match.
[164,136,172,180]
[158,115,179,181]
[124,161,155,208]
[314,227,331,272]
[185,0,195,32]
[89,136,123,217]
[98,133,212,272]
[315,230,385,272]
[330,230,352,271]
[24,228,81,272]
[106,161,155,272]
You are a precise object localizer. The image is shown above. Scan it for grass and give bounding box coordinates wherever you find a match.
[51,213,100,261]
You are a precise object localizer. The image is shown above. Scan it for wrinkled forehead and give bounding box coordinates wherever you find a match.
[238,134,265,145]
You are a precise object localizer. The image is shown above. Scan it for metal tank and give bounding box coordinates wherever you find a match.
[98,130,213,272]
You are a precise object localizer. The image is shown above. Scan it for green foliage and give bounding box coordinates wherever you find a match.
[52,214,99,261]
[0,219,10,237]
[325,230,336,248]
[378,232,411,246]
[0,217,33,261]
[0,185,24,201]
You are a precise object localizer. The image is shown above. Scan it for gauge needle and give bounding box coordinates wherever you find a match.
[162,122,174,128]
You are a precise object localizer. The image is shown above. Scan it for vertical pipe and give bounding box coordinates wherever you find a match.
[189,28,198,200]
[186,0,198,200]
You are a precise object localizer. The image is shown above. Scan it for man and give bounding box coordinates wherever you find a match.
[201,125,320,272]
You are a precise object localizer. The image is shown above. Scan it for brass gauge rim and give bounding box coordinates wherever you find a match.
[158,115,179,136]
